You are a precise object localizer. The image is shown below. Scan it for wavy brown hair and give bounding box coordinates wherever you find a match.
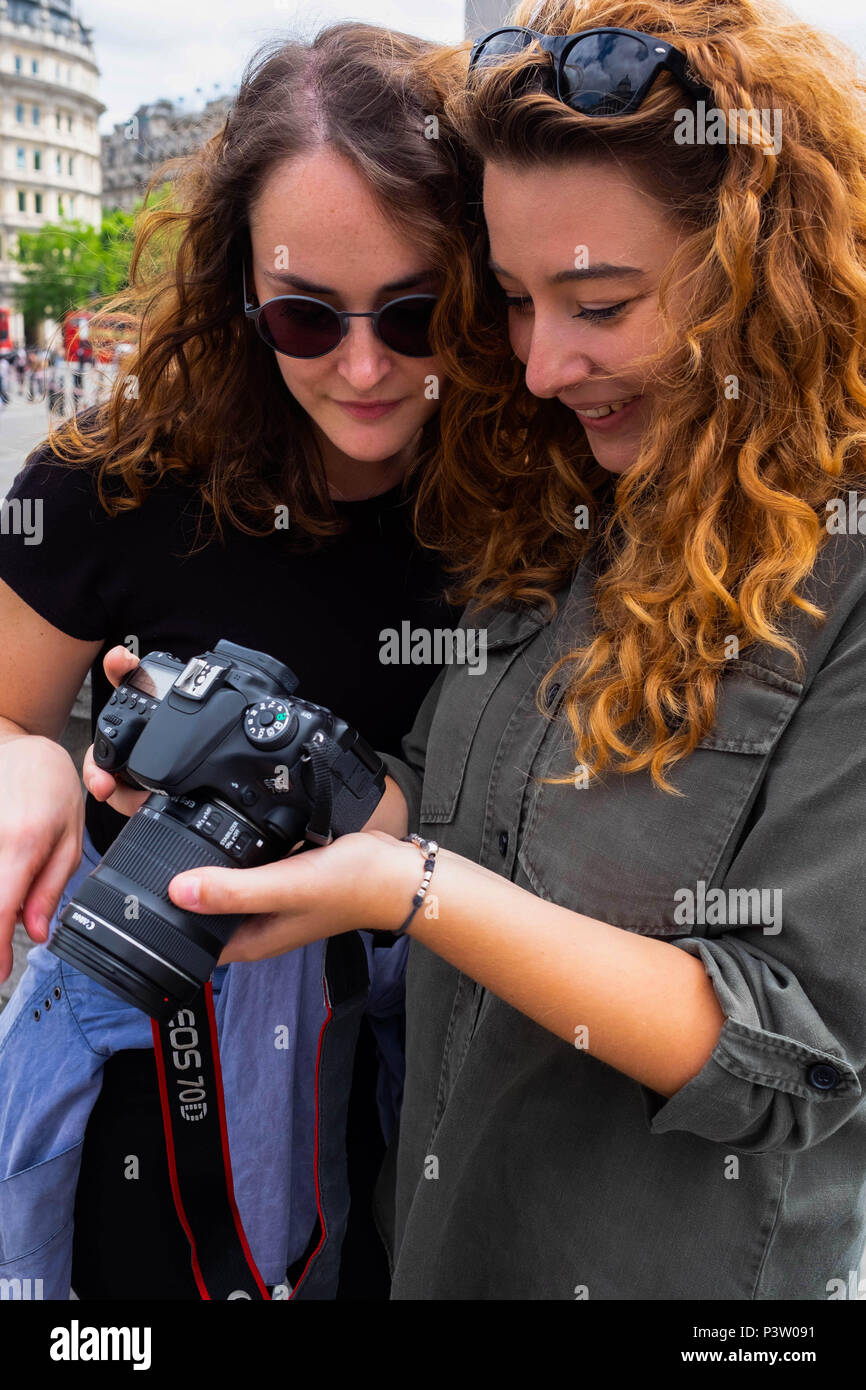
[413,0,866,791]
[42,22,479,548]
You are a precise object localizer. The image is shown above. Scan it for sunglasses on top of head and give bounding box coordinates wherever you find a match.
[468,24,713,117]
[242,260,439,360]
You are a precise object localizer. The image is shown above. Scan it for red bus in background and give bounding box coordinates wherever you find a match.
[0,306,12,353]
[62,308,94,363]
[62,307,137,364]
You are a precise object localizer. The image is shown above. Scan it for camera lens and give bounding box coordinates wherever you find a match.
[49,795,281,1020]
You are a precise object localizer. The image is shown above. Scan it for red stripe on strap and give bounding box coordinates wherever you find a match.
[201,982,271,1299]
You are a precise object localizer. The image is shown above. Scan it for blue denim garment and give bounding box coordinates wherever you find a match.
[0,829,407,1299]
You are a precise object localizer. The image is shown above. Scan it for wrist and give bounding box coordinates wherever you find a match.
[362,831,440,936]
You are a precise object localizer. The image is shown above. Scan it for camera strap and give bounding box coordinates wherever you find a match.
[151,983,272,1300]
[147,739,383,1300]
[302,735,334,844]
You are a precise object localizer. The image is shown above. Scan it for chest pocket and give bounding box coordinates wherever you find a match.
[516,660,803,935]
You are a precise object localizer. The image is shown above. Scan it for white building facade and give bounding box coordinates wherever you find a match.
[464,0,514,40]
[0,0,103,345]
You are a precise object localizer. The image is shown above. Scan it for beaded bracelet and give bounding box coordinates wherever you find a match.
[393,833,440,936]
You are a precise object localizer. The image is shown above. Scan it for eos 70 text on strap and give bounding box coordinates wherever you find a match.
[152,983,271,1300]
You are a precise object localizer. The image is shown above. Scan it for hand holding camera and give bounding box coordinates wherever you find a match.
[82,645,150,817]
[54,639,386,1020]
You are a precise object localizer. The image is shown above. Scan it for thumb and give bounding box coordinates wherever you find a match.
[104,644,140,689]
[168,858,303,916]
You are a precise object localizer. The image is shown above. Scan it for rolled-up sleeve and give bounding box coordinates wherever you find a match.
[642,598,866,1152]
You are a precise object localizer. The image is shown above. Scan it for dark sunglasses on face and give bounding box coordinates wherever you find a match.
[242,261,438,359]
[468,25,713,117]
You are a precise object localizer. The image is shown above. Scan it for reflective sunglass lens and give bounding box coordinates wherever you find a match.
[472,29,535,67]
[377,298,436,357]
[260,298,342,357]
[560,32,652,113]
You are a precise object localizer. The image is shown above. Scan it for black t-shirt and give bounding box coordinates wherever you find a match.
[0,430,458,856]
[0,427,460,1300]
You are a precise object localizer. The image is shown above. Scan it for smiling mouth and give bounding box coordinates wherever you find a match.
[573,396,639,419]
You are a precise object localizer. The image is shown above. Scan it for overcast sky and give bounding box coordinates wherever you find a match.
[73,0,866,134]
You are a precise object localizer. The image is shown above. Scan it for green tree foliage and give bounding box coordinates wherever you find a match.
[13,183,173,323]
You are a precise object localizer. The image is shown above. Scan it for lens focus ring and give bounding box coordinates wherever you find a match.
[73,874,223,978]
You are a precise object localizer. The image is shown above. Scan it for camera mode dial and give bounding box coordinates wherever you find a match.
[244,699,299,749]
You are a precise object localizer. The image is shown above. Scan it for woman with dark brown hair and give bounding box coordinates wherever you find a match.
[150,0,866,1299]
[0,22,475,1300]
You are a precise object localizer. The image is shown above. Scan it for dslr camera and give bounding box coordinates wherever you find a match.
[49,639,385,1020]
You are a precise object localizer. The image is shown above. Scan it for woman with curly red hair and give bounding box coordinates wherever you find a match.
[86,0,866,1298]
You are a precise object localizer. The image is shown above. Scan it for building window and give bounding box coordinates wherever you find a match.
[68,156,74,176]
[33,107,40,126]
[16,104,24,124]
[16,148,25,170]
[69,196,75,216]
[15,56,22,74]
[56,62,61,80]
[67,115,72,132]
[31,59,39,75]
[58,197,64,216]
[34,150,42,171]
[56,110,61,130]
[18,191,26,213]
[35,193,43,215]
[56,153,62,175]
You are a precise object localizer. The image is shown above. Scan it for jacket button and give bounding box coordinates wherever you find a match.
[808,1063,840,1090]
[498,830,509,856]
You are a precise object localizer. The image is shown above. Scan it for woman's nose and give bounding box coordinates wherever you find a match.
[523,318,593,401]
[335,318,392,389]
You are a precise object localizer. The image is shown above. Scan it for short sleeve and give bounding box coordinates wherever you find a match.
[641,584,866,1153]
[0,439,116,640]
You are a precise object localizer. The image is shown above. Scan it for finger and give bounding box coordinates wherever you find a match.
[168,855,316,916]
[0,939,10,983]
[82,742,119,801]
[103,644,140,689]
[83,742,149,816]
[21,832,83,940]
[105,785,150,817]
[0,843,55,966]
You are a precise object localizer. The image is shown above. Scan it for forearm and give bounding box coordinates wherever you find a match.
[363,775,409,838]
[173,826,725,1098]
[403,846,726,1099]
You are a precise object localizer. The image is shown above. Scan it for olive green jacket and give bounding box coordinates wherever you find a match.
[376,526,866,1300]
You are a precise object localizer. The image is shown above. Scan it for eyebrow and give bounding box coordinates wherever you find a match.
[488,257,645,284]
[260,267,438,295]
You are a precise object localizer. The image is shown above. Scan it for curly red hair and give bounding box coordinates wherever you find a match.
[414,0,866,791]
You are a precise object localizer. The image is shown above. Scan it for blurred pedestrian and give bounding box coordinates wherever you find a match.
[13,348,26,396]
[46,356,66,420]
[0,354,10,411]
